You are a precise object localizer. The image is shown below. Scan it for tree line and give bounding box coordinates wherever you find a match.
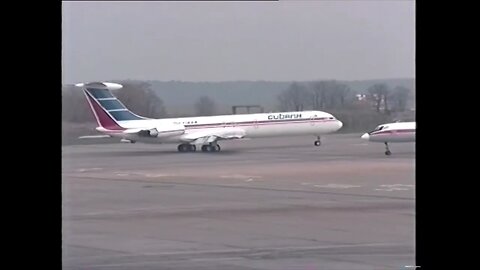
[277,81,411,114]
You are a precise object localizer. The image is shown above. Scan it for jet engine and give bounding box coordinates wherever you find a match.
[138,128,159,137]
[137,124,185,138]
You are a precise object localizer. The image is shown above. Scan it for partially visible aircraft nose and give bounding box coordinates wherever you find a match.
[361,133,370,140]
[337,120,343,129]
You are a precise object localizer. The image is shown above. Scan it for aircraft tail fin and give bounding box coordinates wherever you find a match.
[75,82,147,131]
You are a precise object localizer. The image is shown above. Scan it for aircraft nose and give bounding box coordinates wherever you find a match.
[361,133,370,140]
[337,120,343,129]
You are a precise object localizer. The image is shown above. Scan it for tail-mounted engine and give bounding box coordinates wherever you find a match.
[136,124,185,138]
[138,128,159,137]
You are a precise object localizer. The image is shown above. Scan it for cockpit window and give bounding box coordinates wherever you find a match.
[369,125,384,134]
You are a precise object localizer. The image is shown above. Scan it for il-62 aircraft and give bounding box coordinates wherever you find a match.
[361,121,416,155]
[76,82,343,152]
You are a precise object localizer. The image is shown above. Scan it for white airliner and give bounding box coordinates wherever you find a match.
[361,122,415,155]
[75,82,343,152]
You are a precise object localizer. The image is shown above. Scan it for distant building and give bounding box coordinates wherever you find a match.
[355,94,367,101]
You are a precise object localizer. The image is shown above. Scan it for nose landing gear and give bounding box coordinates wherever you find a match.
[385,142,392,156]
[314,136,321,146]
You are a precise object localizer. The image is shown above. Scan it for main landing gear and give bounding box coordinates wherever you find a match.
[177,143,221,153]
[201,143,221,152]
[384,142,392,156]
[314,136,322,146]
[177,143,196,152]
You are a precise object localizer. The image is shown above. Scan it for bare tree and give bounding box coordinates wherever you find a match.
[335,83,351,108]
[311,81,329,109]
[62,84,94,123]
[277,94,290,112]
[367,84,389,113]
[115,81,167,118]
[390,86,410,112]
[278,82,311,111]
[384,90,390,114]
[195,96,217,116]
[310,80,352,109]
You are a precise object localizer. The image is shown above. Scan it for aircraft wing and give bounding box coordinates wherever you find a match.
[180,127,246,144]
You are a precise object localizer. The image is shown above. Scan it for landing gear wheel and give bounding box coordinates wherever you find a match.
[314,136,321,146]
[178,144,195,152]
[177,144,187,152]
[384,142,391,156]
[201,144,221,152]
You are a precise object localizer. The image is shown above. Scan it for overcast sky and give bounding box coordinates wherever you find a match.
[62,1,415,84]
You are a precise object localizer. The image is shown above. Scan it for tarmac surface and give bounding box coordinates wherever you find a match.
[62,134,416,270]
